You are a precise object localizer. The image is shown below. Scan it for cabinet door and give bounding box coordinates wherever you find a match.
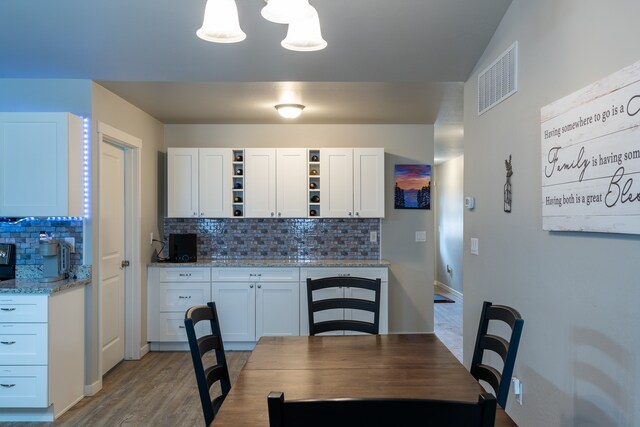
[276,148,308,218]
[321,148,353,218]
[353,148,385,218]
[0,112,82,217]
[256,282,300,338]
[211,283,256,342]
[199,148,232,217]
[344,286,377,335]
[167,147,199,218]
[244,148,277,218]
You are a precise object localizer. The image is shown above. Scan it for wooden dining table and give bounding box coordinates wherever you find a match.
[213,334,516,426]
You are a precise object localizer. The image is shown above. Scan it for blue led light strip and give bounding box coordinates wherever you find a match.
[83,117,90,219]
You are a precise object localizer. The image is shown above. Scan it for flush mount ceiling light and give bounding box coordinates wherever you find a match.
[196,0,326,51]
[275,104,305,119]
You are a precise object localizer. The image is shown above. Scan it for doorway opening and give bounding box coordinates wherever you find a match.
[97,122,142,377]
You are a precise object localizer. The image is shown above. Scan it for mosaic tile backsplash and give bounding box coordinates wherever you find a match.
[162,218,380,260]
[0,219,84,265]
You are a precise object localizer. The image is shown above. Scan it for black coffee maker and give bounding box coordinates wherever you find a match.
[0,243,16,282]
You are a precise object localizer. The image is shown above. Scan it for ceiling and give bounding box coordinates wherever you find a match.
[0,0,512,162]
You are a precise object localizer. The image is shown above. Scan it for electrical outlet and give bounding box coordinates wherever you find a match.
[64,237,75,253]
[150,232,154,245]
[369,231,377,243]
[512,377,523,405]
[415,231,427,242]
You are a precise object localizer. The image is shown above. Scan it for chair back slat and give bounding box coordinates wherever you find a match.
[268,391,497,427]
[307,277,381,336]
[185,302,232,426]
[471,301,524,409]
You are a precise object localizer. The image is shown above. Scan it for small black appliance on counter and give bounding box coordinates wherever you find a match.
[169,233,197,263]
[0,243,16,281]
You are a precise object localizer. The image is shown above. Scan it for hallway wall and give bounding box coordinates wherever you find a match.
[463,1,640,425]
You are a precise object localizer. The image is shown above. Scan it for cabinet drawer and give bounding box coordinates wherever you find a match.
[212,268,299,282]
[158,268,210,282]
[0,323,48,365]
[156,312,208,342]
[0,296,48,323]
[301,267,388,281]
[158,283,210,312]
[0,365,48,408]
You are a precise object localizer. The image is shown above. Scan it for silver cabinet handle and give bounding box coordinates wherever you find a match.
[0,308,16,312]
[338,273,351,277]
[178,325,185,329]
[355,212,360,217]
[278,212,282,217]
[250,284,254,288]
[178,273,192,277]
[178,296,191,299]
[1,341,16,345]
[1,384,16,388]
[348,212,353,217]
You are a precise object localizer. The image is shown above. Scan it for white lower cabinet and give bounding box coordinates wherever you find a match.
[147,265,387,350]
[147,267,211,345]
[0,286,85,422]
[300,267,389,335]
[211,268,300,346]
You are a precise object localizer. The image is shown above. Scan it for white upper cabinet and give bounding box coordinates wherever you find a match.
[276,148,308,218]
[353,148,386,218]
[245,148,307,218]
[244,148,277,218]
[0,112,83,217]
[167,147,198,218]
[199,148,233,217]
[167,147,232,218]
[321,148,385,218]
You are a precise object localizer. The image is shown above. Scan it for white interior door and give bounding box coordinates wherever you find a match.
[100,142,126,374]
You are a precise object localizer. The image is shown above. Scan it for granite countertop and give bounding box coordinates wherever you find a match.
[149,259,391,268]
[0,277,91,295]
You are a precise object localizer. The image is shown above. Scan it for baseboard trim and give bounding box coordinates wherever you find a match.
[434,281,463,298]
[139,343,150,358]
[84,379,103,396]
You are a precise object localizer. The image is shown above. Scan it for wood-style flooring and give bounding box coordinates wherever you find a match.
[5,351,251,427]
[434,284,463,363]
[5,292,463,427]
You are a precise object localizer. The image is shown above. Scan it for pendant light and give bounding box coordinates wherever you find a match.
[196,0,246,43]
[261,0,314,25]
[281,6,327,52]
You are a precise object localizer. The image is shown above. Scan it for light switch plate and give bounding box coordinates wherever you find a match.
[415,231,427,242]
[470,238,479,255]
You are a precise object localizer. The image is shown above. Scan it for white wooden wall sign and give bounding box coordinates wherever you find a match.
[541,60,640,234]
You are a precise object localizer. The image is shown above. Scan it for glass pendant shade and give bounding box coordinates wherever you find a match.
[261,0,314,24]
[281,6,327,52]
[275,104,305,119]
[196,0,246,43]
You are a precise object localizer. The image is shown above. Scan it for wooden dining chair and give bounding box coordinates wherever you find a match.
[267,391,497,427]
[470,301,524,408]
[306,276,381,335]
[184,302,232,426]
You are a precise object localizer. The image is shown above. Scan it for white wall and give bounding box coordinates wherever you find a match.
[434,155,464,293]
[165,124,436,333]
[463,1,640,425]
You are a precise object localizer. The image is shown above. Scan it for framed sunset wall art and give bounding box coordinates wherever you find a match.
[394,164,431,209]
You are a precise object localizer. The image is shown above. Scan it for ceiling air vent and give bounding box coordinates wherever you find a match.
[478,41,518,115]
